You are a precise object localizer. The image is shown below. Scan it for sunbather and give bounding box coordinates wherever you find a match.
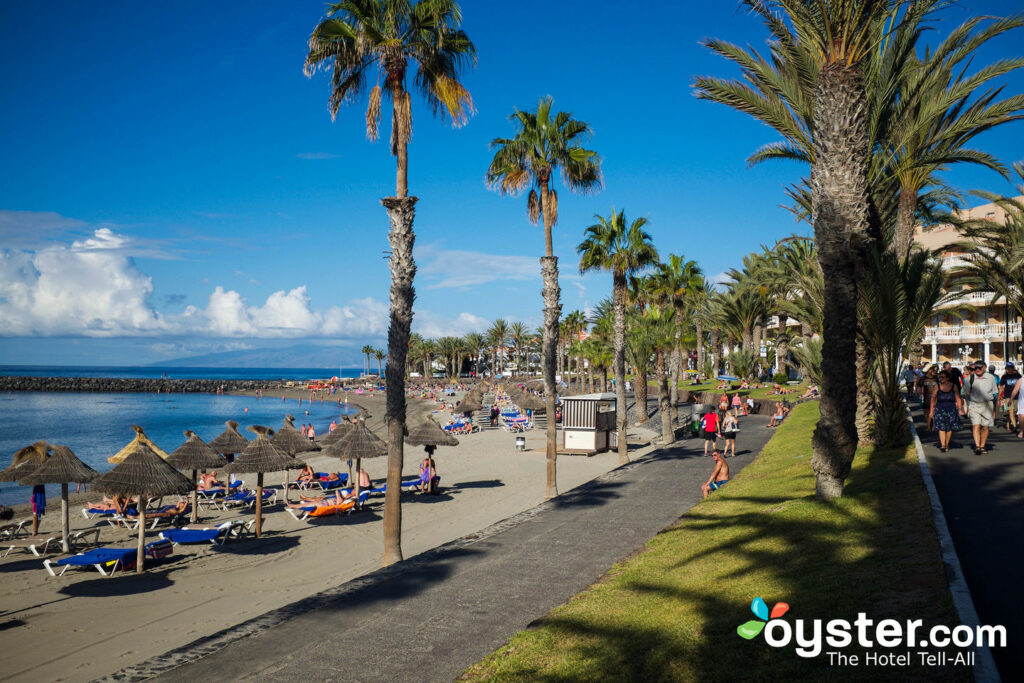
[85,495,132,513]
[125,499,189,519]
[198,471,224,490]
[296,465,316,485]
[419,456,438,494]
[286,489,355,509]
[768,402,786,427]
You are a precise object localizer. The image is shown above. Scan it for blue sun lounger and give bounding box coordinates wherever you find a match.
[285,490,370,521]
[43,540,173,577]
[159,520,252,546]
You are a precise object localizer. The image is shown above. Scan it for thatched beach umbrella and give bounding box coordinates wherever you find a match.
[512,390,546,413]
[322,418,386,502]
[457,393,483,415]
[92,442,193,573]
[108,425,169,464]
[168,431,226,523]
[227,426,305,537]
[272,415,319,501]
[1,441,51,535]
[208,420,249,462]
[406,418,460,449]
[19,445,98,552]
[320,418,352,447]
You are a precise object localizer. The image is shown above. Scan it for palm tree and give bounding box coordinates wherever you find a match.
[487,97,602,498]
[305,0,476,564]
[643,305,678,445]
[697,0,900,499]
[487,319,510,376]
[373,348,385,377]
[862,248,948,446]
[647,254,703,419]
[509,321,529,376]
[463,332,486,377]
[625,309,655,425]
[563,310,587,390]
[360,344,374,376]
[578,209,659,465]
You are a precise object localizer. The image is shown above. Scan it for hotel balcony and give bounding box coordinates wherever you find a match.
[923,322,1022,343]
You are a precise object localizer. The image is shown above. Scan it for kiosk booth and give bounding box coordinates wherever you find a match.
[560,392,617,454]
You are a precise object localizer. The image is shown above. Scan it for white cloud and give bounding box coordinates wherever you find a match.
[418,245,539,289]
[0,241,165,337]
[1,236,492,340]
[413,311,489,338]
[0,210,88,249]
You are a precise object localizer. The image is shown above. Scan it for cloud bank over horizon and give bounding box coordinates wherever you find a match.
[0,227,490,341]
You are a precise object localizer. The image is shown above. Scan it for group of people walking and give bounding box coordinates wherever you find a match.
[906,359,1022,455]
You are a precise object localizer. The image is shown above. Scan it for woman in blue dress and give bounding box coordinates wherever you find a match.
[929,370,963,452]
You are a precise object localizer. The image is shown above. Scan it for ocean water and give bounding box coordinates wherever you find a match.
[0,366,363,381]
[0,391,360,507]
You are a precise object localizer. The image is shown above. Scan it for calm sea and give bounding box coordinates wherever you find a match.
[0,366,363,381]
[0,366,367,506]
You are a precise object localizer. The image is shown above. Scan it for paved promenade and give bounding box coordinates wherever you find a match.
[108,416,773,682]
[912,402,1024,679]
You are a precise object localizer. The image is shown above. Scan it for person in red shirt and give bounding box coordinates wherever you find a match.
[702,409,722,456]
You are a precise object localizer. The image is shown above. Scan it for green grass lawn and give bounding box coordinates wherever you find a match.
[461,403,963,681]
[677,380,812,401]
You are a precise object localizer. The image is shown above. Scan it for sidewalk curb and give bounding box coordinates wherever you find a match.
[908,409,1001,682]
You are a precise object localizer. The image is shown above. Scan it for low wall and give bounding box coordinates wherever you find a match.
[0,377,272,393]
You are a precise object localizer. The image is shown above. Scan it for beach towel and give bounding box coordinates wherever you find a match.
[31,485,46,516]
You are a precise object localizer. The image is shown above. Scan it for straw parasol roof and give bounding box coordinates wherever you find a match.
[20,445,99,553]
[322,419,387,461]
[19,445,97,486]
[226,426,304,538]
[0,441,49,482]
[92,442,193,573]
[108,425,170,464]
[457,393,483,414]
[319,418,352,446]
[168,431,226,471]
[227,426,306,474]
[512,390,546,412]
[92,443,195,498]
[208,420,249,454]
[271,415,319,455]
[406,418,459,448]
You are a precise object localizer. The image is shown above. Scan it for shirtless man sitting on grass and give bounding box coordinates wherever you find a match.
[701,450,730,499]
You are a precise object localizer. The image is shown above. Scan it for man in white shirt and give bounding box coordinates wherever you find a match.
[963,361,998,455]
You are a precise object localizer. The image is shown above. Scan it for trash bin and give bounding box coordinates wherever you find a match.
[515,436,526,451]
[690,404,710,437]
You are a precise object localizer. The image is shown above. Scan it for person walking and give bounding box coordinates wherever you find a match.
[919,366,939,429]
[943,361,964,392]
[701,408,721,456]
[721,411,739,457]
[963,361,998,455]
[929,370,963,453]
[998,362,1021,432]
[901,363,917,401]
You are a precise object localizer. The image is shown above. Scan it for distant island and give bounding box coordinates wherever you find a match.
[150,343,363,369]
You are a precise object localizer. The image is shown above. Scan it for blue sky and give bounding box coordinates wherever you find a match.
[2,0,1023,367]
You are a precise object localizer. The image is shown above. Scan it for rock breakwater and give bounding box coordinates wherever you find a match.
[0,377,275,393]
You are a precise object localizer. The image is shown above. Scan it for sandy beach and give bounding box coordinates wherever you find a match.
[0,389,640,682]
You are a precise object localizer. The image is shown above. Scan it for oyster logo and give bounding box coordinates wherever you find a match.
[737,596,789,640]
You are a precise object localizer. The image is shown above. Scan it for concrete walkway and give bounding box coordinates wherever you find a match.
[912,402,1024,679]
[113,416,773,682]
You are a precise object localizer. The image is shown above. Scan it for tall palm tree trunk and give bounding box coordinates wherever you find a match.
[809,64,870,500]
[657,350,673,445]
[635,369,649,424]
[856,336,874,445]
[696,316,705,371]
[613,272,628,464]
[893,184,917,260]
[540,181,560,498]
[380,193,417,566]
[669,349,680,423]
[776,329,790,378]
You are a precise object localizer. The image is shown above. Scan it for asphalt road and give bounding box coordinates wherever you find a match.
[912,400,1024,679]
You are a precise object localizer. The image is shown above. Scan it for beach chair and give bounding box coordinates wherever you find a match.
[308,473,350,491]
[158,520,252,546]
[108,505,190,530]
[3,528,102,559]
[221,488,277,510]
[285,491,369,521]
[0,519,32,539]
[43,540,173,577]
